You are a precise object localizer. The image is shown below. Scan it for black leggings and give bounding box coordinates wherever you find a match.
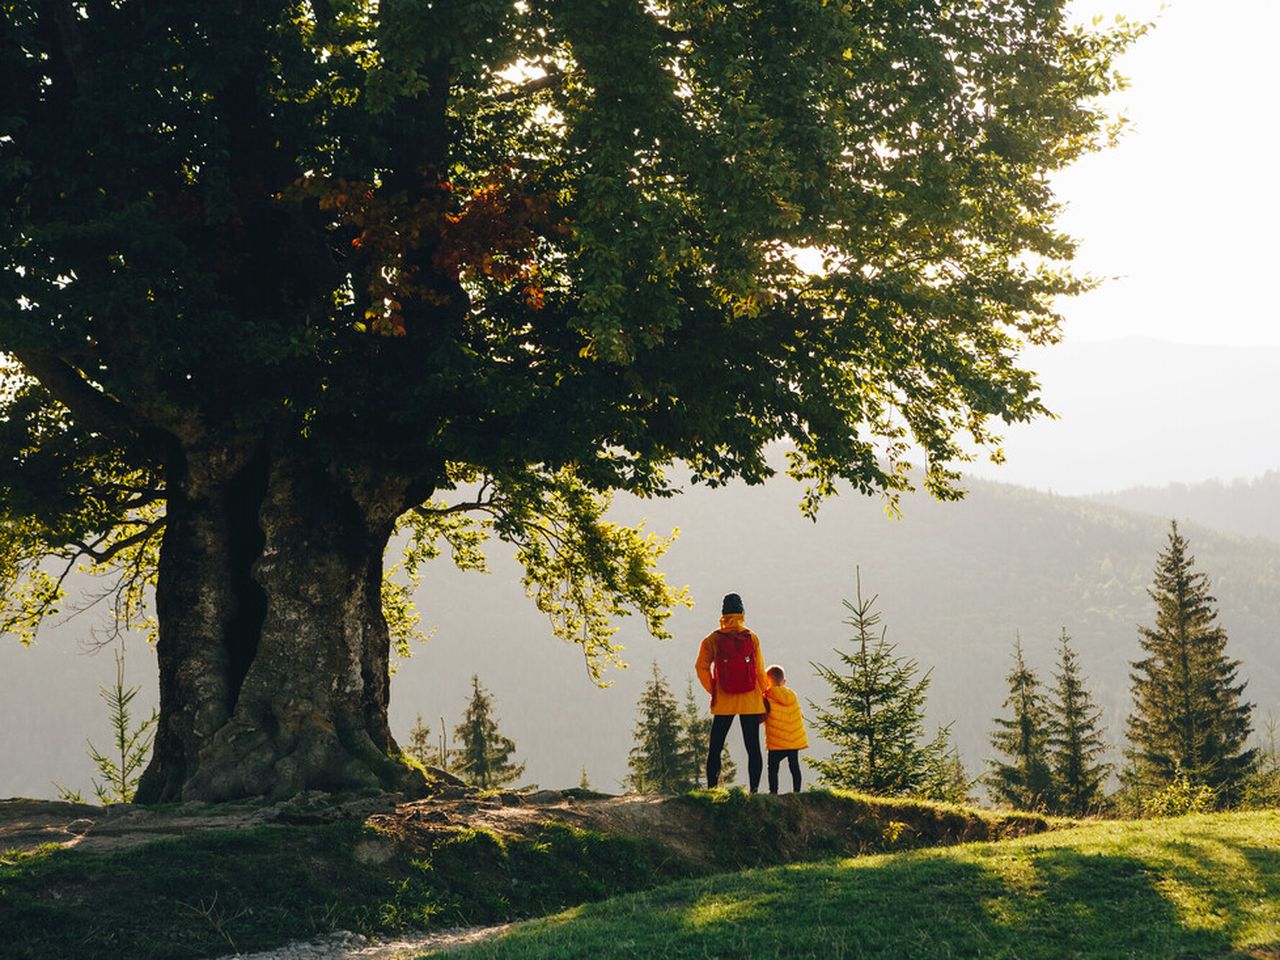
[768,749,802,794]
[707,713,763,792]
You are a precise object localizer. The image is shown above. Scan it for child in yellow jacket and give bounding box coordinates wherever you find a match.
[763,664,809,794]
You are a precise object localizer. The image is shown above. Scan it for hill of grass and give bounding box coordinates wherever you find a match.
[437,809,1280,960]
[0,790,1053,960]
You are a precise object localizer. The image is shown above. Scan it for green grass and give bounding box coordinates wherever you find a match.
[0,788,1056,959]
[434,810,1280,960]
[0,820,677,960]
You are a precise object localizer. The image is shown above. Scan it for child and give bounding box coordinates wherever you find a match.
[763,664,808,793]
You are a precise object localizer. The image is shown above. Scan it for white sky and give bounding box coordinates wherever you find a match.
[1058,0,1280,346]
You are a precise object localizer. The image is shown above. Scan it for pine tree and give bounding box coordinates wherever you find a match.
[987,637,1055,811]
[1047,629,1111,815]
[1242,714,1280,809]
[1125,522,1256,804]
[919,726,973,805]
[450,676,525,789]
[809,573,953,797]
[626,663,689,793]
[677,678,734,789]
[405,714,433,768]
[87,649,158,805]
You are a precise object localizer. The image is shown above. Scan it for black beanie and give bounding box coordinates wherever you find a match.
[721,593,744,615]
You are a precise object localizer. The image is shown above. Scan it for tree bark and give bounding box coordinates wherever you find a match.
[137,447,426,803]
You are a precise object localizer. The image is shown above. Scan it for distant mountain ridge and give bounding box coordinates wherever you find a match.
[4,472,1280,798]
[1091,471,1280,544]
[963,338,1280,494]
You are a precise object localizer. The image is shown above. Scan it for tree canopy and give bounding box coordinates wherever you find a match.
[0,1,1141,800]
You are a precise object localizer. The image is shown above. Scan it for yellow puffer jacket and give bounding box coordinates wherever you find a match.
[763,685,808,751]
[695,614,768,716]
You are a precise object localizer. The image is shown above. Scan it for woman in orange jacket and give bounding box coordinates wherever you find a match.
[695,592,769,792]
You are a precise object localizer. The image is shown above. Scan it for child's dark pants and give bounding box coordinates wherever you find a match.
[707,713,763,791]
[768,749,802,793]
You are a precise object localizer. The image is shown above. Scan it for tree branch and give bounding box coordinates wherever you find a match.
[493,70,568,103]
[70,518,166,565]
[13,350,173,458]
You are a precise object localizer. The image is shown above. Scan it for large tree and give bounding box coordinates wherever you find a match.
[1124,522,1255,804]
[1,2,1139,801]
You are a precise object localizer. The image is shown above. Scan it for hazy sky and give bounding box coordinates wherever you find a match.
[956,1,1280,492]
[1058,0,1280,346]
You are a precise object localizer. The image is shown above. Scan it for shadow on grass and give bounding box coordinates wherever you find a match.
[445,823,1280,960]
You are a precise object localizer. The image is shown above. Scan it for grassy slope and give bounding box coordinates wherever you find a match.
[437,810,1280,960]
[0,791,1047,960]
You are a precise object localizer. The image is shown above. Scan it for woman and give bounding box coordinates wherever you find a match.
[695,592,769,791]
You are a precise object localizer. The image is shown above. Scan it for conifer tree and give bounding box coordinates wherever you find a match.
[809,574,952,797]
[920,727,974,805]
[677,677,735,789]
[1243,715,1280,810]
[1125,522,1256,804]
[987,637,1055,810]
[1047,629,1111,815]
[450,676,525,789]
[86,649,158,804]
[626,663,688,793]
[405,714,433,768]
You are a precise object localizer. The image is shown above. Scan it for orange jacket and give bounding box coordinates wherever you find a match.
[696,614,768,716]
[763,685,808,751]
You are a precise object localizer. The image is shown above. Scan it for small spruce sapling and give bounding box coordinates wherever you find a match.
[80,648,157,804]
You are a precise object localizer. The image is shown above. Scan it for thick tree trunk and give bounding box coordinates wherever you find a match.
[136,448,426,803]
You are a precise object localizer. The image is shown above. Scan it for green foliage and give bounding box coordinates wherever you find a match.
[1,0,1144,658]
[808,573,956,799]
[1242,715,1280,811]
[405,714,433,769]
[918,730,974,806]
[625,663,688,794]
[439,811,1280,960]
[450,676,525,789]
[1141,770,1217,819]
[987,637,1056,811]
[1046,629,1111,816]
[481,470,691,683]
[82,648,157,805]
[627,667,734,793]
[1124,522,1256,805]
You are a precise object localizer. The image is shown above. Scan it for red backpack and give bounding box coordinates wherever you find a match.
[714,630,757,694]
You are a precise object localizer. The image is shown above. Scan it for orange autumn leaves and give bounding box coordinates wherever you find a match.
[290,169,565,335]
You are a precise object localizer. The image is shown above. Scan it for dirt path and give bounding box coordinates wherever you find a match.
[212,923,517,960]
